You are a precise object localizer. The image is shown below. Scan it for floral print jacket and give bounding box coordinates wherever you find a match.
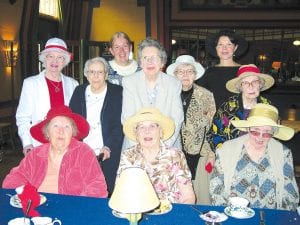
[117,144,192,203]
[206,94,271,151]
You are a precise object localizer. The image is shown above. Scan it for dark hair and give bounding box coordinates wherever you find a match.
[214,30,238,47]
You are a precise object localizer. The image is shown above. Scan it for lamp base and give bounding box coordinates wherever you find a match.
[128,213,141,225]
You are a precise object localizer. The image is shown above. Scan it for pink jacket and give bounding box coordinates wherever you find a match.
[2,138,108,198]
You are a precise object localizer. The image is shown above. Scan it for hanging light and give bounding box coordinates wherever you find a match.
[293,40,300,46]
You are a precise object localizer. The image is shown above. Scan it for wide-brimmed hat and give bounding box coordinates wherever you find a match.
[231,104,294,141]
[206,29,248,58]
[30,105,90,143]
[123,108,175,142]
[226,64,275,93]
[166,55,205,80]
[39,37,73,64]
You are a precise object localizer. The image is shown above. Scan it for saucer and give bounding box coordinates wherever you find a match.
[199,211,228,223]
[10,194,47,208]
[145,200,172,215]
[112,210,127,219]
[224,206,255,219]
[146,204,172,215]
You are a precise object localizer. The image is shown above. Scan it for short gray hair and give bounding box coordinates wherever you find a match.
[83,57,109,77]
[137,37,167,66]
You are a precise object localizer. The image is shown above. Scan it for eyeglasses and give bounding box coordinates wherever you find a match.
[175,69,195,76]
[249,130,273,138]
[241,80,260,88]
[136,123,159,132]
[141,55,161,64]
[46,55,65,62]
[88,70,106,76]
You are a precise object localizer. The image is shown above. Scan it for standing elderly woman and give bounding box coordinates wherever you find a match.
[69,57,123,195]
[122,37,183,148]
[196,29,248,109]
[206,64,275,151]
[210,104,299,210]
[166,55,216,204]
[3,105,108,198]
[118,108,195,204]
[16,37,78,154]
[107,31,140,85]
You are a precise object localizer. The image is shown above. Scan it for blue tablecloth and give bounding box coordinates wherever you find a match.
[1,188,299,225]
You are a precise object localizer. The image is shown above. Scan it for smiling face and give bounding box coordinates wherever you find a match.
[86,61,107,93]
[135,121,162,149]
[215,36,238,61]
[109,36,131,66]
[240,75,261,100]
[248,126,273,151]
[140,47,164,78]
[44,51,66,74]
[46,116,75,152]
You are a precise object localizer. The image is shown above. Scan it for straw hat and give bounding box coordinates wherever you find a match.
[226,64,275,93]
[123,108,175,142]
[30,105,90,143]
[39,37,73,65]
[231,104,294,141]
[206,29,248,58]
[166,55,205,80]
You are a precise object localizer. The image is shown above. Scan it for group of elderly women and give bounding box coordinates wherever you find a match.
[2,30,299,212]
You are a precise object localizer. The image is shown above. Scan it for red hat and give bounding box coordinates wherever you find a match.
[30,105,89,143]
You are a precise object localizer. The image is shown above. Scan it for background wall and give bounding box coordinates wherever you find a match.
[90,0,146,58]
[0,1,23,119]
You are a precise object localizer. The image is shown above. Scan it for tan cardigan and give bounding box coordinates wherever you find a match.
[217,134,284,208]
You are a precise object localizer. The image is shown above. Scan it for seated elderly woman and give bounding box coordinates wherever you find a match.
[2,105,108,198]
[210,104,299,210]
[117,107,195,204]
[206,64,274,151]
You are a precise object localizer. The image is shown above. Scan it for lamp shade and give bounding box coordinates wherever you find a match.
[109,167,160,214]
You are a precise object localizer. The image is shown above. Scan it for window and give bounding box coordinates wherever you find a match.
[39,0,59,19]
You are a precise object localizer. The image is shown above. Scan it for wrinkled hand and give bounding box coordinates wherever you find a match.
[23,145,34,156]
[100,147,111,161]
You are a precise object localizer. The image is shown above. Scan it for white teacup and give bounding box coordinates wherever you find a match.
[31,217,62,225]
[8,217,30,225]
[228,196,249,209]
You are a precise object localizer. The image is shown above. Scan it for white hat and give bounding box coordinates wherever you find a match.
[166,55,205,80]
[39,37,72,65]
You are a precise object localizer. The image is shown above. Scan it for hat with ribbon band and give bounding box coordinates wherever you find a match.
[226,64,275,93]
[231,104,294,141]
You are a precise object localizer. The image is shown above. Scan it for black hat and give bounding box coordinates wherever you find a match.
[206,29,248,58]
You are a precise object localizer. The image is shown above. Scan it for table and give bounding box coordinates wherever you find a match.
[1,188,299,225]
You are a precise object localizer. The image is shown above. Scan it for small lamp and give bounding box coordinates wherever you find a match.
[109,167,160,225]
